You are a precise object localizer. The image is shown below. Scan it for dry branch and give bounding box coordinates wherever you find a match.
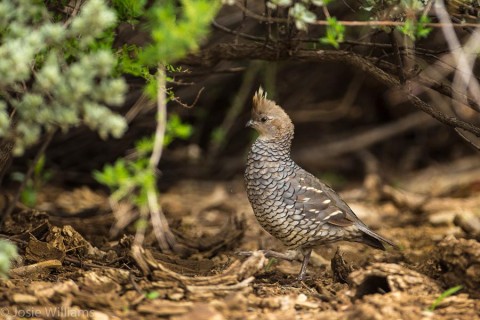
[9,259,62,277]
[233,1,480,28]
[185,43,480,137]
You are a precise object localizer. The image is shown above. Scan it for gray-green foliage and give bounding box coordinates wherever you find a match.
[0,240,17,277]
[397,14,432,40]
[0,0,127,155]
[320,17,345,48]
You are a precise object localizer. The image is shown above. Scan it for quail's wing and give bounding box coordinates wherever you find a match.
[282,170,361,227]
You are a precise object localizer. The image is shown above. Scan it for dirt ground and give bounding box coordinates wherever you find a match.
[1,156,480,319]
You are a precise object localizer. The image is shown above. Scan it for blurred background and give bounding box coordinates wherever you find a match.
[1,2,480,318]
[11,2,479,192]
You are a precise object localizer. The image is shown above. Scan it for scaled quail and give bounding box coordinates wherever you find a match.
[245,88,398,280]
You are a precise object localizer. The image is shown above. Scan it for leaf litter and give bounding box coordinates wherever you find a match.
[1,159,480,319]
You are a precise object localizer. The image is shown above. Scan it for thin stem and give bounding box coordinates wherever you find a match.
[137,65,177,251]
[150,66,167,168]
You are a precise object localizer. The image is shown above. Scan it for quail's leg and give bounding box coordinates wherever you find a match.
[297,248,312,281]
[237,249,299,261]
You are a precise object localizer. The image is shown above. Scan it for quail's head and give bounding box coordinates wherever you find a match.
[246,87,294,141]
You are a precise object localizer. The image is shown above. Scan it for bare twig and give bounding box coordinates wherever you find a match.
[63,0,83,27]
[9,259,62,277]
[390,30,406,84]
[170,87,205,108]
[186,43,480,136]
[422,0,434,16]
[455,128,480,151]
[125,94,155,123]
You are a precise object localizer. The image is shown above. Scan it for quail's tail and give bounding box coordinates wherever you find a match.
[357,225,400,250]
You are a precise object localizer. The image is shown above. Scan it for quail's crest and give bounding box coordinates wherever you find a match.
[246,87,294,140]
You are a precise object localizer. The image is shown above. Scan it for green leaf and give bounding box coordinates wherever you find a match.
[416,15,432,39]
[20,187,37,208]
[397,15,432,41]
[165,114,193,146]
[397,19,415,39]
[312,0,332,6]
[140,0,220,65]
[265,258,278,272]
[112,0,147,23]
[320,17,345,48]
[428,285,463,311]
[34,154,46,178]
[145,291,161,300]
[211,127,225,144]
[135,218,149,231]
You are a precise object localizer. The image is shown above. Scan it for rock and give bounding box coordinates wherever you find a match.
[349,263,441,298]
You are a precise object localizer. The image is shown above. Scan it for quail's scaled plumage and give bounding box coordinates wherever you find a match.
[245,88,398,280]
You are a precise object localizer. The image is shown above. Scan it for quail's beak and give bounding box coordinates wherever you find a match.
[245,120,255,128]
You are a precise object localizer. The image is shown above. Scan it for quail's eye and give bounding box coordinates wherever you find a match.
[260,116,268,123]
